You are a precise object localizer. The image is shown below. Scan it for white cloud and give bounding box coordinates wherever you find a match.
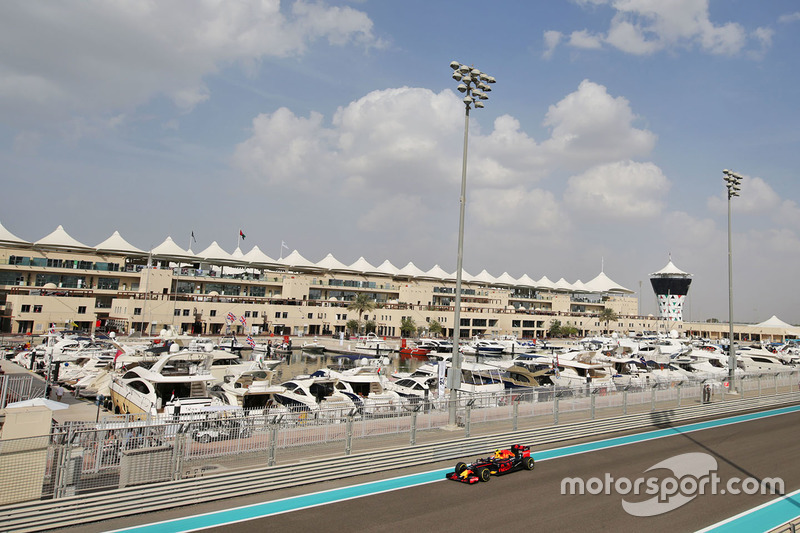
[542,30,563,59]
[234,80,657,197]
[550,0,762,56]
[0,1,380,125]
[707,175,782,215]
[569,29,605,49]
[564,160,670,219]
[471,187,563,231]
[541,80,656,168]
[778,12,800,24]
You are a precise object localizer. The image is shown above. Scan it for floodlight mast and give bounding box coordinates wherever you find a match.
[723,169,743,393]
[447,61,496,427]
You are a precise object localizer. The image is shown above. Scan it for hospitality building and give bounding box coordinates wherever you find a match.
[0,222,796,343]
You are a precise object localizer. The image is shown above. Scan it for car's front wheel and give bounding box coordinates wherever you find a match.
[523,457,535,470]
[455,462,468,475]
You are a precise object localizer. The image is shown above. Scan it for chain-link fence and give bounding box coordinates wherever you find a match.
[1,370,798,505]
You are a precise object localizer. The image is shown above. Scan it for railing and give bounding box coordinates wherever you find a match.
[1,389,799,532]
[0,374,43,409]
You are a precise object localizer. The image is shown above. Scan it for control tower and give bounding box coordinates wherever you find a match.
[650,259,692,321]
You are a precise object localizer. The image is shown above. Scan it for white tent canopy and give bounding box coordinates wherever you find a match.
[95,231,145,255]
[150,236,196,261]
[753,315,797,329]
[375,260,401,277]
[243,245,277,266]
[316,253,353,272]
[34,225,91,251]
[584,271,633,294]
[0,221,29,245]
[348,257,383,275]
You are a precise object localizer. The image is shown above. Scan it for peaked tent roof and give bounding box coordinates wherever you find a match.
[494,272,518,286]
[375,260,401,277]
[536,276,556,290]
[231,247,245,260]
[584,271,633,294]
[516,274,538,288]
[277,250,318,270]
[34,225,92,251]
[651,260,691,277]
[0,221,29,245]
[243,245,277,265]
[753,315,797,329]
[447,269,476,283]
[196,241,236,264]
[349,257,383,275]
[472,269,498,285]
[553,278,575,292]
[150,236,196,261]
[572,279,592,293]
[425,264,451,280]
[316,253,354,272]
[398,262,428,278]
[95,231,145,255]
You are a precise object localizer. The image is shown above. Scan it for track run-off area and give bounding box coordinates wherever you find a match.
[101,405,800,533]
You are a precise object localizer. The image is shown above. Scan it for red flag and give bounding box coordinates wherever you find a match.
[239,229,246,240]
[114,348,123,364]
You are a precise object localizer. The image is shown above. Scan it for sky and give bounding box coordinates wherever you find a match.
[1,0,799,325]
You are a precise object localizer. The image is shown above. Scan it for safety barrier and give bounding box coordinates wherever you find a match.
[1,390,799,532]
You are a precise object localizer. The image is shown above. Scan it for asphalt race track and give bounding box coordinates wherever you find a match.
[94,406,800,533]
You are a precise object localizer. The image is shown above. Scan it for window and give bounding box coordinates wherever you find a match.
[275,312,281,319]
[245,311,251,318]
[308,313,313,319]
[21,304,30,312]
[77,306,87,314]
[174,309,181,316]
[97,277,120,290]
[282,312,288,319]
[133,308,142,315]
[210,310,217,317]
[252,311,258,318]
[33,305,43,313]
[183,309,190,316]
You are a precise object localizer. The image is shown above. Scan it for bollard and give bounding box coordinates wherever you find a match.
[758,375,762,397]
[651,387,656,412]
[512,396,519,431]
[554,395,559,425]
[172,432,186,481]
[677,384,681,407]
[623,389,628,415]
[465,402,472,438]
[268,423,278,466]
[410,409,418,445]
[345,412,354,455]
[775,374,779,394]
[590,392,595,420]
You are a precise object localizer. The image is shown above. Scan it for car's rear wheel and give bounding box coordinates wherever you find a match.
[455,462,468,475]
[477,467,491,482]
[523,457,535,470]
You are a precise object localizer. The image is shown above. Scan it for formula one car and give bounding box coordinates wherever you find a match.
[446,444,535,483]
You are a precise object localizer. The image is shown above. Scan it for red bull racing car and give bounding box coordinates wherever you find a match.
[446,444,535,483]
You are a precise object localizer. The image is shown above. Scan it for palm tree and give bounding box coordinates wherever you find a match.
[428,320,443,338]
[345,319,360,336]
[598,308,619,334]
[347,293,376,334]
[400,317,416,338]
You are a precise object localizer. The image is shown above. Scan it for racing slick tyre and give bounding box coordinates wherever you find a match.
[196,433,212,444]
[523,457,535,470]
[477,467,491,482]
[455,462,468,475]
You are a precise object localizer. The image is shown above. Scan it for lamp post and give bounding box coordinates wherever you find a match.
[448,61,496,427]
[723,169,742,392]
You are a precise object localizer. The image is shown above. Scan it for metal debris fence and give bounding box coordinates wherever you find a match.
[0,374,43,409]
[0,370,798,505]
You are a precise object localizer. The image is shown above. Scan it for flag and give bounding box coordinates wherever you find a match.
[246,335,255,348]
[239,315,247,326]
[281,240,289,250]
[70,321,78,329]
[191,231,196,243]
[239,229,246,240]
[49,323,56,334]
[554,354,560,377]
[114,348,123,364]
[226,312,236,322]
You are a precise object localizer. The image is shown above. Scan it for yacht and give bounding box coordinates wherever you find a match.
[108,348,220,417]
[353,333,395,356]
[214,368,284,410]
